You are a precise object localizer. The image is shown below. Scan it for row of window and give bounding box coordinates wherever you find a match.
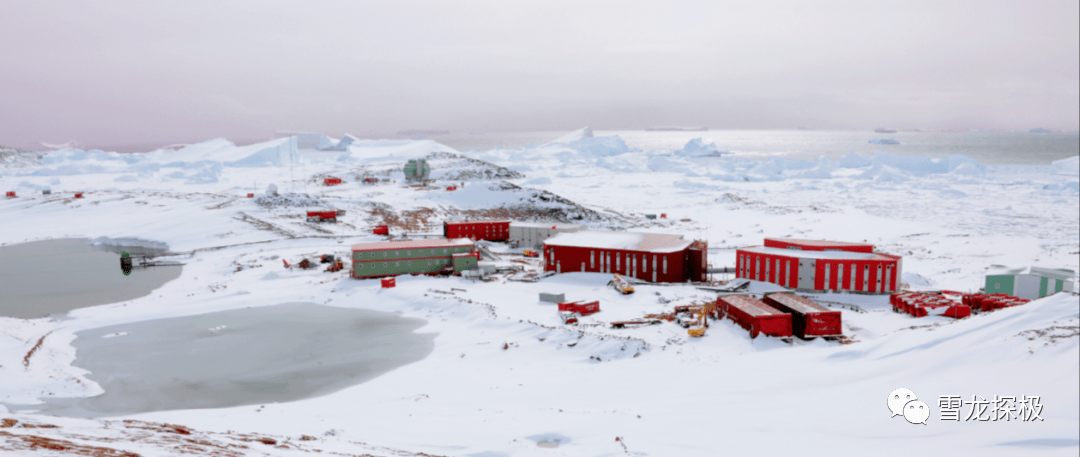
[356,258,450,269]
[357,247,469,259]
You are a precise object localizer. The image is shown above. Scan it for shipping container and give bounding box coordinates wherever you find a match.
[323,177,342,186]
[539,292,565,303]
[509,222,584,250]
[558,301,600,316]
[762,292,841,339]
[717,295,792,338]
[373,225,389,235]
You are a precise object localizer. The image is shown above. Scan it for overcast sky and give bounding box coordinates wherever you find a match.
[1,0,1077,149]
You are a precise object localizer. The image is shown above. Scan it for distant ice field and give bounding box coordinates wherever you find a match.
[397,130,1080,165]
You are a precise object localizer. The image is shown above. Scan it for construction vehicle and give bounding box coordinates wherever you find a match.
[609,274,634,295]
[675,301,717,337]
[320,254,336,263]
[325,259,344,272]
[523,249,540,258]
[559,312,579,324]
[283,258,317,269]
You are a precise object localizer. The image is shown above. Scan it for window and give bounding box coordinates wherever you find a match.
[443,249,448,254]
[395,262,400,267]
[395,251,399,256]
[427,260,432,266]
[383,252,387,258]
[358,264,364,269]
[383,262,388,267]
[408,261,412,266]
[407,250,411,255]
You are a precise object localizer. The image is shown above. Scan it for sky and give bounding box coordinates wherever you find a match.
[1,0,1078,150]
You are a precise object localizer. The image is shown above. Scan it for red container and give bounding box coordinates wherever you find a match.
[363,177,379,184]
[443,220,510,242]
[247,193,254,198]
[306,210,338,222]
[323,177,342,186]
[717,295,792,338]
[373,225,389,235]
[660,213,667,219]
[381,277,396,288]
[762,292,841,339]
[74,192,84,198]
[558,301,600,316]
[4,191,15,198]
[446,186,457,191]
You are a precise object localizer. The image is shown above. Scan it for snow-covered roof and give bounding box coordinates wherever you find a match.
[352,238,474,252]
[510,222,582,230]
[986,265,1074,280]
[544,230,691,253]
[739,245,896,261]
[445,219,510,225]
[720,295,786,317]
[764,292,831,315]
[764,238,874,252]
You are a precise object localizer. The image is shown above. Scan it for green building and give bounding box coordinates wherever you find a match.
[985,265,1075,299]
[403,159,431,183]
[352,238,476,279]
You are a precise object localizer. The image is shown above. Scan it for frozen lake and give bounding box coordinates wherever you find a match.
[0,238,182,319]
[14,303,434,417]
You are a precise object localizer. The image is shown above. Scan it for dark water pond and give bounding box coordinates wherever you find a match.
[0,238,181,318]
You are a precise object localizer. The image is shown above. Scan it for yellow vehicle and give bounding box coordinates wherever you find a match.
[686,301,716,337]
[610,274,635,295]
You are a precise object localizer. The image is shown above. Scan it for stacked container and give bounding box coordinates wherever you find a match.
[716,295,792,338]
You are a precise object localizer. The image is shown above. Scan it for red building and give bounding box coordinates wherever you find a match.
[736,238,902,294]
[543,231,707,283]
[443,220,510,241]
[717,295,792,338]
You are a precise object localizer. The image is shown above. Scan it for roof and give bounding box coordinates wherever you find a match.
[986,265,1075,280]
[544,230,692,253]
[764,293,832,315]
[719,295,786,317]
[764,238,873,252]
[510,222,582,230]
[738,245,898,261]
[445,219,510,225]
[352,238,473,252]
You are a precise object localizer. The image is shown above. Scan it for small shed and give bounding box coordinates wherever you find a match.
[762,292,841,339]
[985,265,1075,300]
[717,295,792,338]
[539,292,565,303]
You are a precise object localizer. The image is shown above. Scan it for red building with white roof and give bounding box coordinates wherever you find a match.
[736,238,902,294]
[543,231,707,283]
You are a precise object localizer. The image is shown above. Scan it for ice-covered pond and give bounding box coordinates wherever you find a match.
[0,238,182,319]
[14,303,435,417]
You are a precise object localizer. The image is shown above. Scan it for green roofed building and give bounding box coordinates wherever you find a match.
[984,265,1075,299]
[352,238,476,279]
[404,159,431,183]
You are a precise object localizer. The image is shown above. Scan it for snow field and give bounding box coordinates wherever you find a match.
[1,132,1077,455]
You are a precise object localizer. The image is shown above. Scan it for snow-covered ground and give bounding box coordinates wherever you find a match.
[1,131,1077,456]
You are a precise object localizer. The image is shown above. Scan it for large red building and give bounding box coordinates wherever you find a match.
[543,231,707,283]
[736,238,902,294]
[443,219,510,241]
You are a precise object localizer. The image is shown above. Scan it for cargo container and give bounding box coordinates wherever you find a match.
[381,277,396,288]
[4,191,15,198]
[539,292,565,303]
[373,225,389,235]
[558,301,600,316]
[762,292,841,339]
[717,295,792,338]
[444,220,510,242]
[323,177,342,186]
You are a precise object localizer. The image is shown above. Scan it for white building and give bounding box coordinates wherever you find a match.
[509,222,584,250]
[985,265,1075,299]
